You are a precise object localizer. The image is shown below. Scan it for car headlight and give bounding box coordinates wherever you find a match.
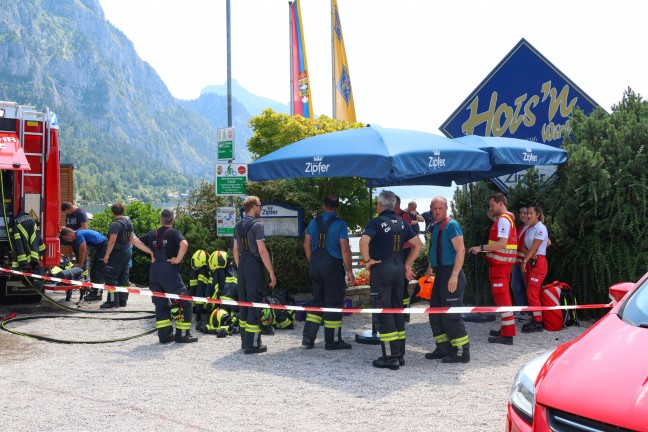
[509,350,554,423]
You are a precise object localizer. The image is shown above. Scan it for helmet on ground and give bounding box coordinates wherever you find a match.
[260,307,274,328]
[209,251,228,271]
[191,250,209,270]
[209,308,234,337]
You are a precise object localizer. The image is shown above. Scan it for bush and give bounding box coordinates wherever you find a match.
[412,240,430,278]
[173,215,229,283]
[89,201,163,285]
[265,237,310,294]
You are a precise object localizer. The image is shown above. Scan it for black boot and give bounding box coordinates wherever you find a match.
[197,313,209,333]
[175,329,198,343]
[240,328,246,349]
[522,321,544,333]
[302,336,315,349]
[442,343,470,364]
[324,328,352,350]
[100,292,117,308]
[372,356,400,370]
[302,315,321,348]
[425,341,451,360]
[373,341,401,370]
[244,332,267,354]
[398,339,406,366]
[85,288,102,302]
[159,328,174,344]
[117,292,128,307]
[100,300,117,309]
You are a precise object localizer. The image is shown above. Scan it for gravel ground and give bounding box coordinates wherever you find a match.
[0,289,589,432]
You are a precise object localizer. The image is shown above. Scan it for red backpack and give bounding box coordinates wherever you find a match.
[540,281,568,331]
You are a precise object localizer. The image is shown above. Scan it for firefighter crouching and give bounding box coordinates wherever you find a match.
[133,209,197,344]
[359,190,423,370]
[203,250,239,335]
[189,249,211,332]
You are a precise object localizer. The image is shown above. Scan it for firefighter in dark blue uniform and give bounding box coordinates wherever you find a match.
[133,209,197,344]
[424,196,470,363]
[232,196,277,354]
[359,190,423,370]
[302,194,355,350]
[100,203,134,309]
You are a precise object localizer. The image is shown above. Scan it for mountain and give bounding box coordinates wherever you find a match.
[201,80,289,117]
[0,0,251,203]
[179,93,254,162]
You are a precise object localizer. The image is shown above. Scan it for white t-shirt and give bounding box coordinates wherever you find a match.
[496,215,512,239]
[524,221,548,256]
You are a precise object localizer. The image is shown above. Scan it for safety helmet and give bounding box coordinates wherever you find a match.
[209,308,233,337]
[259,307,274,328]
[191,250,209,270]
[209,250,228,271]
[214,308,231,326]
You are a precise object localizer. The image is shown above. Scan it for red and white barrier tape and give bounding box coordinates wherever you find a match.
[1,267,613,315]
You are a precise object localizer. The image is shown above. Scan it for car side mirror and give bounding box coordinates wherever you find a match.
[609,282,634,303]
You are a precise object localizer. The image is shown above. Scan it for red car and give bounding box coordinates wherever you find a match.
[506,274,648,432]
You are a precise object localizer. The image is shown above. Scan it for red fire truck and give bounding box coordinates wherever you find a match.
[0,101,61,304]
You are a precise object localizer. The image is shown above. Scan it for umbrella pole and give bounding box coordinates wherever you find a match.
[369,187,373,219]
[470,182,480,304]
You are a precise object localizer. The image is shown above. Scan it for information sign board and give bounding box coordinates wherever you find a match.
[217,127,235,161]
[215,163,247,196]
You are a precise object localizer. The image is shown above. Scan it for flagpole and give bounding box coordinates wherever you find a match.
[330,0,335,119]
[226,0,232,128]
[289,2,294,116]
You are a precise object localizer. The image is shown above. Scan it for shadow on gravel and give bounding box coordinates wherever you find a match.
[204,314,588,400]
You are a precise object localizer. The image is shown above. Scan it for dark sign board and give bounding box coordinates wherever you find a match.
[440,38,601,192]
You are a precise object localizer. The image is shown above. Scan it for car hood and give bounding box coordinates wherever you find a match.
[536,313,648,431]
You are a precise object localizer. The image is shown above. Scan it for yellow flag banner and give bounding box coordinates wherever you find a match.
[331,0,356,122]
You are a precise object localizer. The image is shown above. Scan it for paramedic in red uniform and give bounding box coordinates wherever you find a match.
[520,202,549,333]
[469,193,518,345]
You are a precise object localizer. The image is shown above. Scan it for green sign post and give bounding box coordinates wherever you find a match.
[215,163,247,196]
[217,127,235,160]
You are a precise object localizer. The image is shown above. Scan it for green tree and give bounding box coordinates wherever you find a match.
[245,109,371,232]
[241,110,376,292]
[552,88,648,303]
[452,88,648,307]
[89,201,162,285]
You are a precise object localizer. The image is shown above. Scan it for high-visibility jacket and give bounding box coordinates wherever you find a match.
[9,213,45,269]
[189,266,211,296]
[516,225,530,264]
[485,212,517,265]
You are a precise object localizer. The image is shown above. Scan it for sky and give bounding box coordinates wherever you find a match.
[98,0,648,205]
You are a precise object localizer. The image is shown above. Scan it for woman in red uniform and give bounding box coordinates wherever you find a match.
[520,203,549,332]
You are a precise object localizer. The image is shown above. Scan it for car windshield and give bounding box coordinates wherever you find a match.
[619,276,648,327]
